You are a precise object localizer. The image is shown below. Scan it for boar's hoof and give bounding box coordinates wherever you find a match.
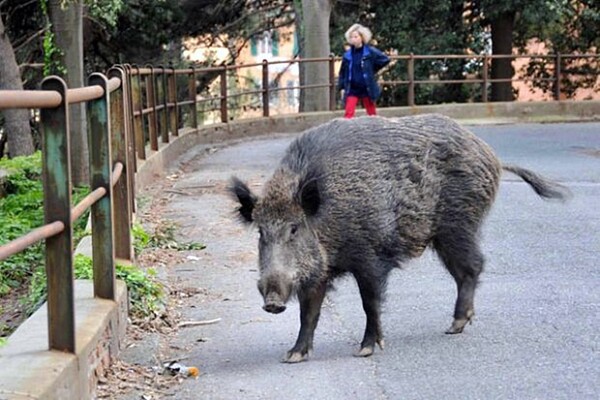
[282,350,309,363]
[354,346,374,357]
[354,339,384,358]
[445,315,474,335]
[263,303,286,314]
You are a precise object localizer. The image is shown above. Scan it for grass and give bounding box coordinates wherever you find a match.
[0,152,90,300]
[72,253,165,318]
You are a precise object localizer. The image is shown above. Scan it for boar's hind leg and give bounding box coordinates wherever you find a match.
[354,272,387,357]
[283,283,327,363]
[433,231,483,334]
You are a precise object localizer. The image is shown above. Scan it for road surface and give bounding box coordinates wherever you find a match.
[139,120,599,400]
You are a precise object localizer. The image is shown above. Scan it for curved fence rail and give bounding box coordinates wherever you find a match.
[0,52,597,353]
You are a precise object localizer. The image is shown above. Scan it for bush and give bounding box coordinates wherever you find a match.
[0,153,89,298]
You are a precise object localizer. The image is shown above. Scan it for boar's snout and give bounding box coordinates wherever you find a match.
[259,279,291,314]
[263,302,286,314]
[262,291,287,314]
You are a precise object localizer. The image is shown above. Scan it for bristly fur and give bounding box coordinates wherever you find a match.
[230,114,571,362]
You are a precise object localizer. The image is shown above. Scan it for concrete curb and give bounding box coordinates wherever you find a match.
[0,281,127,400]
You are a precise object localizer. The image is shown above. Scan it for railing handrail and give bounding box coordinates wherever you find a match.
[0,77,122,110]
[0,90,62,109]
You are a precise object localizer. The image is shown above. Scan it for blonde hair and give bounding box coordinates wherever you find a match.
[344,23,372,45]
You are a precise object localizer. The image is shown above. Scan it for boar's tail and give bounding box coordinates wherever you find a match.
[502,164,572,201]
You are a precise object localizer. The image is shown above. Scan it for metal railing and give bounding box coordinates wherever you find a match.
[0,68,135,353]
[389,53,599,105]
[123,54,598,160]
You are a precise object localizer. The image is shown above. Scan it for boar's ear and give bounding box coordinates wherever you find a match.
[298,174,320,217]
[229,177,257,223]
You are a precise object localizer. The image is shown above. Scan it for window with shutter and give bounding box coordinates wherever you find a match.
[272,31,279,56]
[250,36,257,56]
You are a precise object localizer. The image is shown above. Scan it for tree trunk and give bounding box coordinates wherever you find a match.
[490,12,515,102]
[0,15,35,157]
[49,0,88,186]
[439,0,469,104]
[300,0,332,112]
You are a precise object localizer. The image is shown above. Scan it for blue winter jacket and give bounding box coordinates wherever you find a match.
[338,45,390,101]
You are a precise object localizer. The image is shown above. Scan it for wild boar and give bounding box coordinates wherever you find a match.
[230,114,569,363]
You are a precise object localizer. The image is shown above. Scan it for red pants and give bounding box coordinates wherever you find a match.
[344,95,377,118]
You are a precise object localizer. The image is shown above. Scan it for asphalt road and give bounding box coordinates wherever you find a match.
[154,120,599,400]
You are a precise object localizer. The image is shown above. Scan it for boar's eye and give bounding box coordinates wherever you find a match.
[290,223,299,236]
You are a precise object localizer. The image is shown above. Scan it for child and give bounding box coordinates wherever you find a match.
[338,24,390,118]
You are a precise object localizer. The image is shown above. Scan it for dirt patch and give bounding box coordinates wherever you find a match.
[0,284,29,337]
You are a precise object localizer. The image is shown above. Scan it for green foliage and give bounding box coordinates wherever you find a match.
[132,221,205,254]
[72,254,165,318]
[91,0,185,68]
[330,0,598,104]
[330,0,487,106]
[86,0,124,27]
[39,0,66,77]
[26,253,166,318]
[25,266,47,312]
[0,153,45,296]
[150,220,205,250]
[132,222,151,256]
[510,0,600,97]
[0,155,203,316]
[0,153,89,300]
[0,152,43,194]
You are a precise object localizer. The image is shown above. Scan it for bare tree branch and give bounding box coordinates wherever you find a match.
[19,62,44,69]
[215,2,291,35]
[13,28,46,53]
[7,0,38,21]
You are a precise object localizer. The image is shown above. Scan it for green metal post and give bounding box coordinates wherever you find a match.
[408,53,415,106]
[262,60,269,117]
[108,67,134,262]
[40,76,75,353]
[87,73,116,300]
[158,65,169,143]
[131,66,146,159]
[554,54,562,101]
[482,55,489,103]
[329,56,336,111]
[169,66,178,137]
[121,64,136,213]
[220,66,228,123]
[190,66,198,129]
[145,65,159,151]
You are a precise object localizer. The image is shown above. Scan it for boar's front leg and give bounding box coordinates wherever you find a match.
[354,272,386,357]
[283,282,327,363]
